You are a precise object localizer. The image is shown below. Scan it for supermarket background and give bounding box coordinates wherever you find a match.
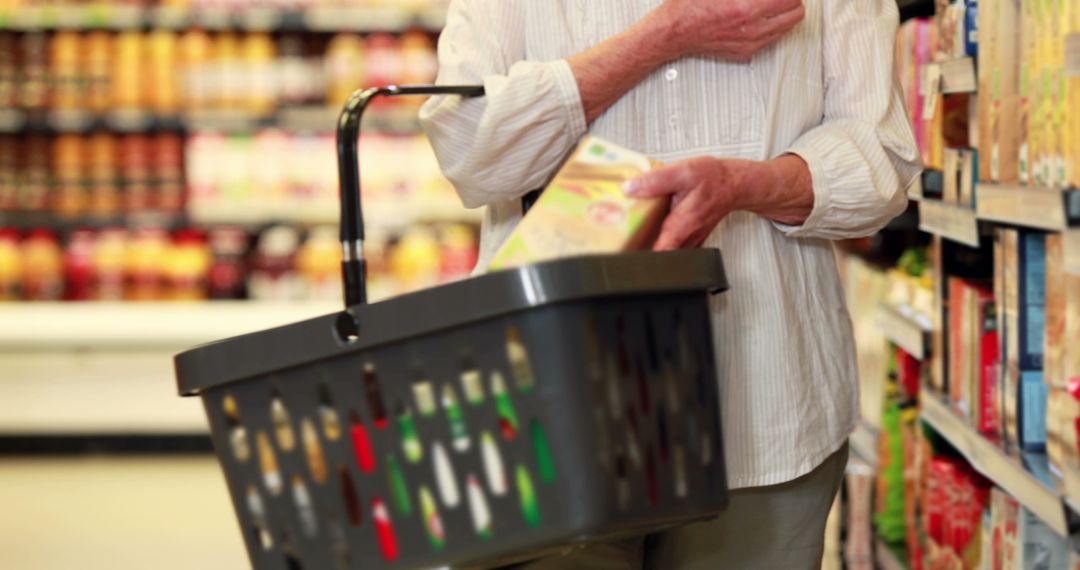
[0,0,1078,568]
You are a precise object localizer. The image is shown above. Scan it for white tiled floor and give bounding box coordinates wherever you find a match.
[0,456,249,570]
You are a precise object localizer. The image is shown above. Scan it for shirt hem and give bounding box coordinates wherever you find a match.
[725,419,856,490]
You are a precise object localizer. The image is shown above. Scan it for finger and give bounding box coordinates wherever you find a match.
[748,2,804,38]
[623,163,688,199]
[652,188,707,251]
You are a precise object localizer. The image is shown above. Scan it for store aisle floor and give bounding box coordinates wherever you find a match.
[0,455,248,570]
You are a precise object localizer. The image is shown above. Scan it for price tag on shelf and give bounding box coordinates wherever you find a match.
[149,6,190,29]
[195,7,231,30]
[239,7,282,31]
[0,108,26,133]
[105,109,154,132]
[47,109,94,133]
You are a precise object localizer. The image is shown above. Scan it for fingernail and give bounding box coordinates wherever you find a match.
[622,180,640,196]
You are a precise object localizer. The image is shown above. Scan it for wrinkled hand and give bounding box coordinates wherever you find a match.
[655,0,805,62]
[623,157,751,251]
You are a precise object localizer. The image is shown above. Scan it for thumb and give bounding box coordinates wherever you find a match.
[622,164,683,199]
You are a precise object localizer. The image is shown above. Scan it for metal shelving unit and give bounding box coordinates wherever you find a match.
[920,392,1070,536]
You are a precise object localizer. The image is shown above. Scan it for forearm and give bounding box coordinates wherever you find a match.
[736,155,815,226]
[568,10,679,124]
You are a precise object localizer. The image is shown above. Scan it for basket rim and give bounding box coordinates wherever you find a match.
[174,249,727,396]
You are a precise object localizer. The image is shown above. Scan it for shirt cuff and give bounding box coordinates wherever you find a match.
[549,59,588,142]
[773,140,832,238]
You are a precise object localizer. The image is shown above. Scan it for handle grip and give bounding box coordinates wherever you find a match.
[336,84,485,309]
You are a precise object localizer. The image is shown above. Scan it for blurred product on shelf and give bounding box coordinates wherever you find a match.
[843,469,875,570]
[0,27,436,118]
[0,132,185,220]
[922,454,990,568]
[0,223,477,302]
[185,131,455,225]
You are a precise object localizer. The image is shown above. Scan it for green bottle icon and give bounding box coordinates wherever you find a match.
[443,385,470,452]
[398,408,424,464]
[516,465,540,528]
[387,455,412,517]
[491,372,520,440]
[419,486,445,550]
[530,420,556,484]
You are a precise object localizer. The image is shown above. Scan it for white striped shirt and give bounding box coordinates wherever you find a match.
[420,0,922,488]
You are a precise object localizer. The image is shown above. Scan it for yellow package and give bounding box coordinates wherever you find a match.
[488,137,667,271]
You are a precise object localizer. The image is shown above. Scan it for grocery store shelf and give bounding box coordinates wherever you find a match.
[920,392,1069,536]
[850,421,879,468]
[875,538,907,570]
[975,183,1080,231]
[188,200,481,230]
[0,210,185,232]
[0,5,446,32]
[939,57,977,94]
[876,303,931,360]
[918,199,980,247]
[0,301,337,349]
[0,106,420,135]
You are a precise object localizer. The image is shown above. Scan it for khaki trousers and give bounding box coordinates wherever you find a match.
[505,442,848,570]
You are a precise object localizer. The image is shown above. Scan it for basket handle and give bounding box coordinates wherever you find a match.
[336,84,485,309]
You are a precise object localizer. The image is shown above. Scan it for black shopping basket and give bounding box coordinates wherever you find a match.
[175,85,730,570]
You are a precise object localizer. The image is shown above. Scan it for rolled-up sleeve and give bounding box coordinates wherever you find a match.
[419,0,587,209]
[776,0,922,240]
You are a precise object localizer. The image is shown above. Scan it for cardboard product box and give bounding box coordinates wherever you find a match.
[1066,273,1080,390]
[943,148,961,203]
[1070,2,1080,187]
[488,137,667,271]
[990,0,1022,183]
[1019,0,1037,184]
[1018,230,1046,372]
[1044,234,1066,389]
[1003,229,1022,445]
[959,149,977,207]
[977,291,1001,434]
[995,230,1008,434]
[977,0,998,182]
[1046,387,1080,479]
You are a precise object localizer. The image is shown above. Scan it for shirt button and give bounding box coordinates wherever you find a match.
[664,68,678,81]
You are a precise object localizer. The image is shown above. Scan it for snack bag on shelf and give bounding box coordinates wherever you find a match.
[488,137,667,271]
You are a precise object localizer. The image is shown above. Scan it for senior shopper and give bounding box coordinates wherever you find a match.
[420,0,922,567]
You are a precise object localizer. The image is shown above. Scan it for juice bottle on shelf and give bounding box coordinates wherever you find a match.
[51,134,87,219]
[277,34,316,107]
[165,229,211,301]
[324,33,364,109]
[49,31,83,110]
[248,225,301,301]
[88,132,121,219]
[251,129,290,206]
[296,226,341,301]
[21,229,63,301]
[125,227,168,301]
[64,229,96,301]
[399,31,437,109]
[0,33,18,109]
[207,227,248,300]
[0,136,17,211]
[215,32,242,111]
[154,133,185,213]
[183,132,224,216]
[18,135,50,212]
[92,228,126,300]
[221,134,253,206]
[120,135,152,213]
[147,30,180,115]
[439,224,478,283]
[112,31,144,110]
[179,30,213,111]
[0,229,22,300]
[364,34,402,108]
[18,32,48,109]
[85,32,113,113]
[242,33,277,117]
[390,228,440,293]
